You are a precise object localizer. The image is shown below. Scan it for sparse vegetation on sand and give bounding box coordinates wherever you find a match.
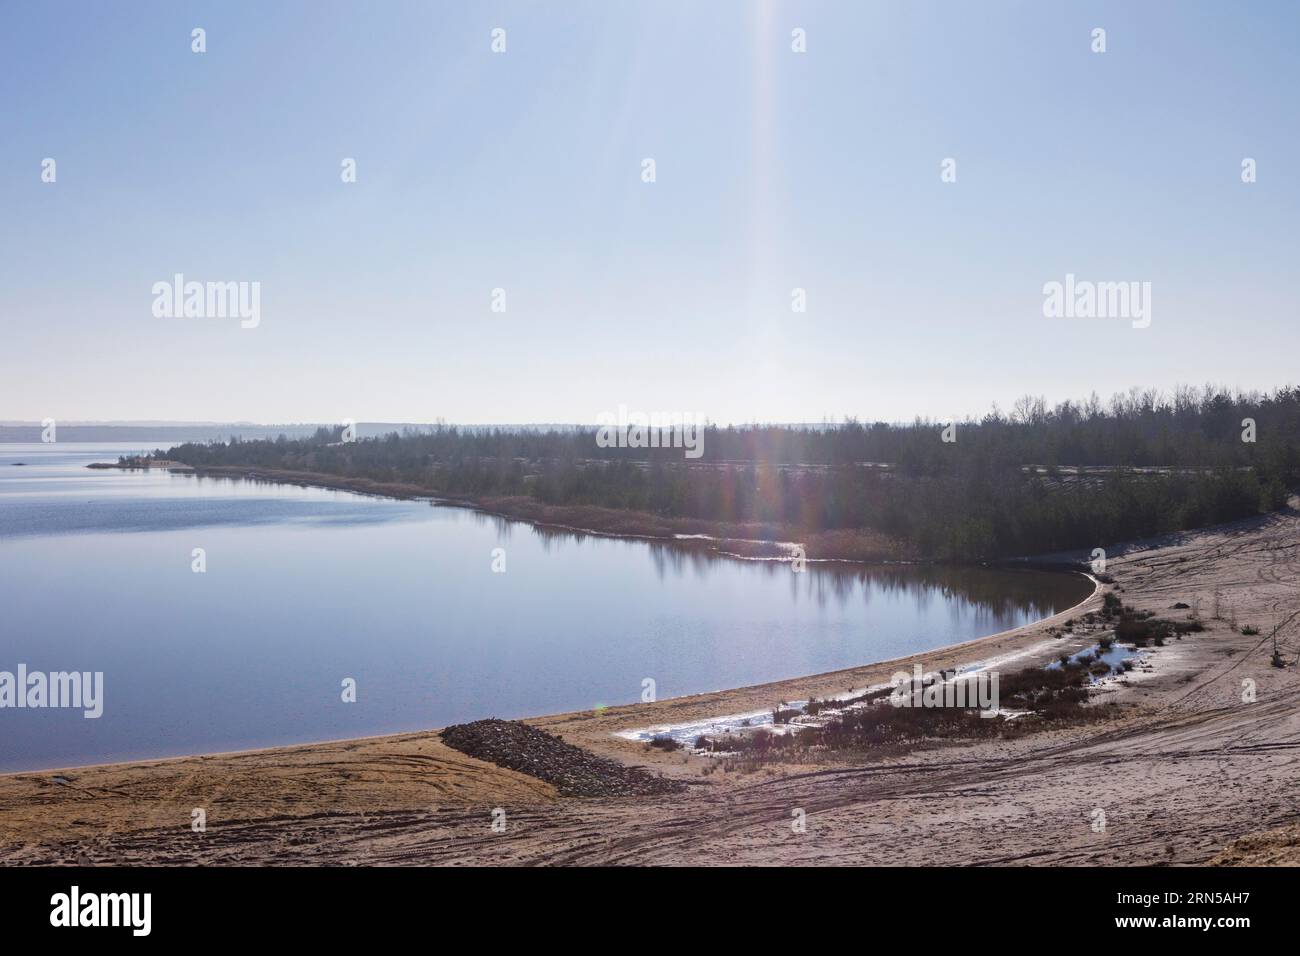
[694,658,1125,765]
[692,592,1212,767]
[1094,593,1205,646]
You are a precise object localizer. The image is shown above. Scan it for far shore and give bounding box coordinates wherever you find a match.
[88,459,960,563]
[87,458,193,471]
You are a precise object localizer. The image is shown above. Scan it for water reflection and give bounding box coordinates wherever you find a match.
[519,520,1088,620]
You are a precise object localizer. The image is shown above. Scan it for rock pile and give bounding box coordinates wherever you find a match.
[440,719,684,797]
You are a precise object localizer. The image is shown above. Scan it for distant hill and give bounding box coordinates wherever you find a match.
[0,423,323,443]
[0,422,588,444]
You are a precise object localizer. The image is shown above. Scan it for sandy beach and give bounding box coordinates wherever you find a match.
[4,498,1299,866]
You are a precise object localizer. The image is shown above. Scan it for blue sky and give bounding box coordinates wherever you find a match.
[2,0,1296,425]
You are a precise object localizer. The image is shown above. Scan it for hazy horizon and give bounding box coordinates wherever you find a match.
[3,379,1300,433]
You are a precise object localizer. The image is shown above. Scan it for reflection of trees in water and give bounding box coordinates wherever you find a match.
[180,481,1087,620]
[467,509,516,541]
[527,523,718,581]
[524,522,1090,617]
[854,564,1090,618]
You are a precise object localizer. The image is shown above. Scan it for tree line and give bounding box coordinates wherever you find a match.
[160,385,1296,560]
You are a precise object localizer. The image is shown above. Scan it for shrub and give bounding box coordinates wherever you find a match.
[772,706,801,725]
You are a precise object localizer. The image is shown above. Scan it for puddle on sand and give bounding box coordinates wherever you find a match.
[1046,642,1146,681]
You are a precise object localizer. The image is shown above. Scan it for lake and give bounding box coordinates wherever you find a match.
[0,442,1092,772]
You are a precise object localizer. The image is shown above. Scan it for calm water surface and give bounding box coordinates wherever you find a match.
[0,443,1091,772]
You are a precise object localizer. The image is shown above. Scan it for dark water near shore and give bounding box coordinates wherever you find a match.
[0,443,1091,772]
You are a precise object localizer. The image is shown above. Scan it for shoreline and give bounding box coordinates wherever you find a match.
[91,460,1101,573]
[5,500,1299,864]
[0,570,1099,779]
[105,461,918,562]
[12,458,1097,779]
